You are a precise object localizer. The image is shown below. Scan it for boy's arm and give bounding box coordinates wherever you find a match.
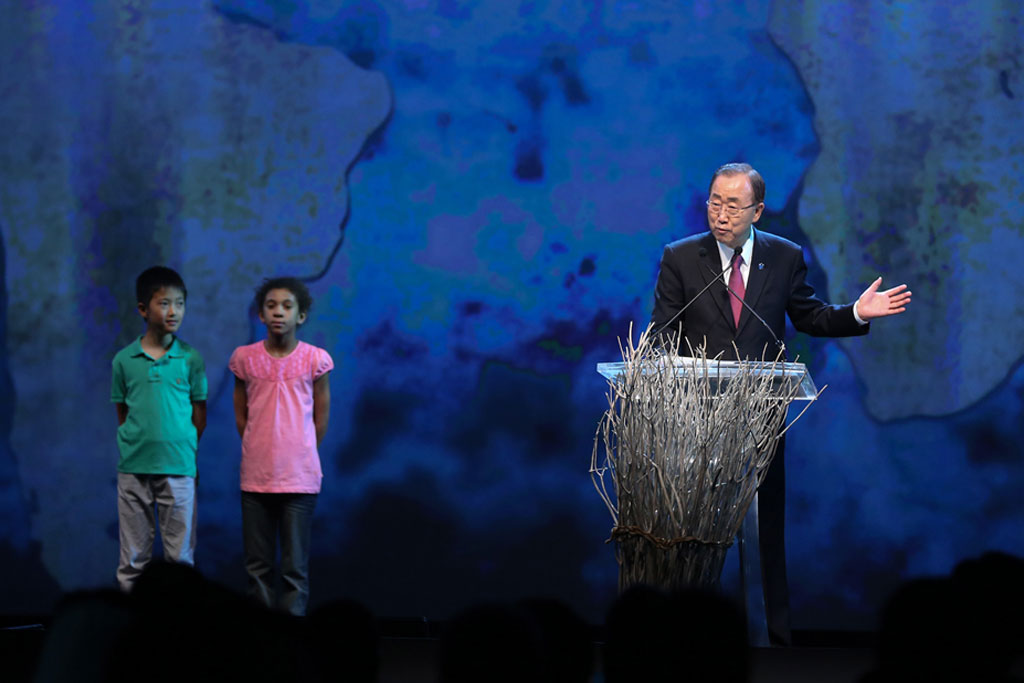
[313,372,331,447]
[191,401,207,441]
[189,352,208,443]
[233,376,248,439]
[112,356,128,426]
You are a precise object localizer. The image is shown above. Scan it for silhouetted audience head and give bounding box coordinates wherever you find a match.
[438,603,544,683]
[863,551,1024,683]
[517,598,595,683]
[604,584,748,683]
[951,551,1024,676]
[144,562,319,682]
[35,562,321,683]
[866,576,965,682]
[32,589,137,683]
[308,599,379,683]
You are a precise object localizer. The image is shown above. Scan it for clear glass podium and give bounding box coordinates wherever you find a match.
[593,356,818,646]
[596,358,818,400]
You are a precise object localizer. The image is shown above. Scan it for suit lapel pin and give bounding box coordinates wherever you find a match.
[758,262,764,270]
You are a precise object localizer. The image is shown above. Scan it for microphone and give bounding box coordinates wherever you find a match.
[651,247,738,342]
[702,251,785,355]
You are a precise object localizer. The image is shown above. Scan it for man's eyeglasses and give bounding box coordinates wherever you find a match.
[706,200,758,217]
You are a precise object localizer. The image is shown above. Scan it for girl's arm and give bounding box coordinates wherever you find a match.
[192,401,207,441]
[116,403,128,426]
[233,376,248,438]
[313,372,331,446]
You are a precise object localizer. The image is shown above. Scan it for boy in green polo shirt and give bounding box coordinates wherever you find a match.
[111,266,207,591]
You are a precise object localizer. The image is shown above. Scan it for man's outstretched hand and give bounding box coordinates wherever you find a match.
[856,277,912,321]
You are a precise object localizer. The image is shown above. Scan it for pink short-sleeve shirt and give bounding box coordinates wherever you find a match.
[229,341,333,493]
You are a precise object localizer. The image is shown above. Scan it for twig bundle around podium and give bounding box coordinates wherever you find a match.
[591,324,811,592]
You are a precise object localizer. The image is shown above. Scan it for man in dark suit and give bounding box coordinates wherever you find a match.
[650,162,911,645]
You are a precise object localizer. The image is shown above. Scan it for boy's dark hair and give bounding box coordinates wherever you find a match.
[136,266,187,305]
[255,277,313,316]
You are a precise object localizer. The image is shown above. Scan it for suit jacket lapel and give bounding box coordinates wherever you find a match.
[697,233,733,328]
[738,230,770,335]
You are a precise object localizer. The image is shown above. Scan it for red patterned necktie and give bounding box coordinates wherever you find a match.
[729,251,745,327]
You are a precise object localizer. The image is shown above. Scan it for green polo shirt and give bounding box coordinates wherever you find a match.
[111,336,208,476]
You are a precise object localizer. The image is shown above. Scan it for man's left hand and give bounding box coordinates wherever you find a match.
[856,277,912,321]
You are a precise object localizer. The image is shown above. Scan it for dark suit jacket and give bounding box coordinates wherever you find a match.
[650,230,868,360]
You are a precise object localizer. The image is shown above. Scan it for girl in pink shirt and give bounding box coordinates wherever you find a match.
[229,277,332,615]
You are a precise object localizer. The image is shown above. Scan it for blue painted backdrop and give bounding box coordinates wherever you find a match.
[1,0,1022,630]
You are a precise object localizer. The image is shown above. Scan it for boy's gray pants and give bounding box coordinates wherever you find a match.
[116,472,197,592]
